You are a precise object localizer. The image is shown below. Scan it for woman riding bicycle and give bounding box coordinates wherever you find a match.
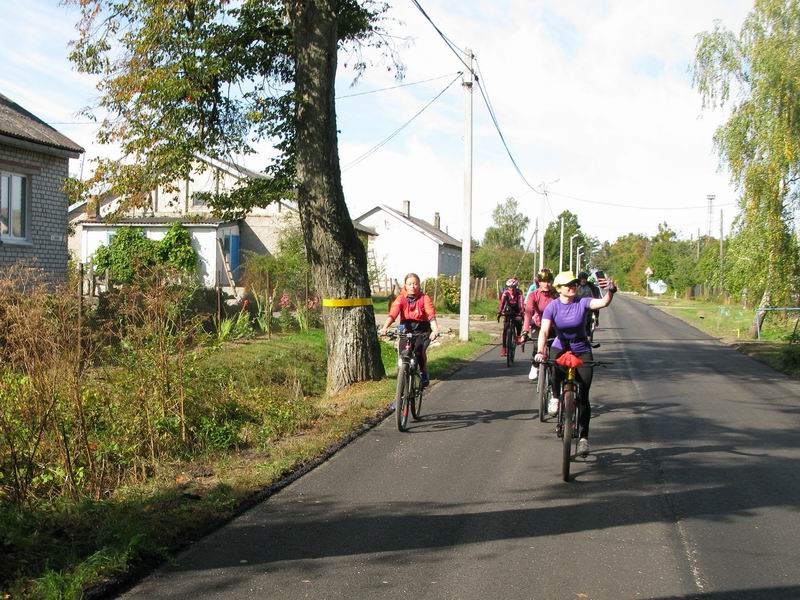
[380,273,440,387]
[497,278,523,358]
[534,270,617,456]
[522,268,557,380]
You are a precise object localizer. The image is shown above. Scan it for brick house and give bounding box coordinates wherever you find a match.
[0,92,84,281]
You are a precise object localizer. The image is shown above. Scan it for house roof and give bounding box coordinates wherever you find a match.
[0,92,84,157]
[81,215,232,227]
[353,221,377,236]
[355,204,461,247]
[198,155,268,181]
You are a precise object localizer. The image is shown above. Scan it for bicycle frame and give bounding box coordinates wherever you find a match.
[386,330,429,431]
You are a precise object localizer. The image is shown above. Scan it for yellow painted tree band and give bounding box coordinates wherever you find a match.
[321,297,374,308]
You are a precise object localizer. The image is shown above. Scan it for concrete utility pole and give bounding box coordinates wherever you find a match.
[576,246,584,274]
[707,194,715,238]
[569,233,579,272]
[719,209,724,293]
[539,212,545,270]
[459,49,474,342]
[558,216,564,272]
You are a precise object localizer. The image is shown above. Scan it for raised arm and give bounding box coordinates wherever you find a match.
[588,280,617,310]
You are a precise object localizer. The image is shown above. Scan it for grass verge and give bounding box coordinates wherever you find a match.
[2,330,490,599]
[635,295,800,378]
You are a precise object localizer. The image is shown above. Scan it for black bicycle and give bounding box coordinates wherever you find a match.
[501,311,521,367]
[541,353,610,481]
[385,329,429,431]
[537,352,554,423]
[587,311,599,344]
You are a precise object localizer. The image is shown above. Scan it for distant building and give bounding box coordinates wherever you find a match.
[0,92,83,281]
[354,200,461,283]
[69,156,377,291]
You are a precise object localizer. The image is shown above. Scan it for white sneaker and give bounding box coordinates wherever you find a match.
[528,364,538,380]
[577,438,590,457]
[547,397,559,415]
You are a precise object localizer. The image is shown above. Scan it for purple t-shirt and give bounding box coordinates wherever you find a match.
[542,297,593,354]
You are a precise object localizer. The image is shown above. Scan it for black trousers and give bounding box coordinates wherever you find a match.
[550,347,593,439]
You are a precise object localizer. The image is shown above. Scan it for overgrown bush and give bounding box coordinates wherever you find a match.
[93,224,197,283]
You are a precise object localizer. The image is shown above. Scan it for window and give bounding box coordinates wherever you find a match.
[0,171,28,241]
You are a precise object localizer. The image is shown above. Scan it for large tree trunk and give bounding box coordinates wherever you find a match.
[289,0,385,393]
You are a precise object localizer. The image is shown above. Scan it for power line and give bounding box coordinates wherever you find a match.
[473,60,539,195]
[336,72,461,99]
[342,73,462,171]
[548,190,738,211]
[408,0,472,73]
[473,58,556,228]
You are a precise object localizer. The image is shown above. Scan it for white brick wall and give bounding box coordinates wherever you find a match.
[0,144,70,282]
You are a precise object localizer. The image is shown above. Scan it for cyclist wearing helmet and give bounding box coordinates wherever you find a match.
[497,277,523,358]
[576,271,602,333]
[522,268,557,380]
[534,270,617,456]
[380,272,440,387]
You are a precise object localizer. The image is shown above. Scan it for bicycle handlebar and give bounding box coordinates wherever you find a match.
[539,358,613,368]
[381,330,432,341]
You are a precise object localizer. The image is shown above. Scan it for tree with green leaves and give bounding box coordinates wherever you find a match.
[594,233,648,291]
[68,0,396,392]
[483,197,530,249]
[694,0,800,328]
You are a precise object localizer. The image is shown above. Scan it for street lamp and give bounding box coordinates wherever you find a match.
[576,245,584,274]
[568,234,579,271]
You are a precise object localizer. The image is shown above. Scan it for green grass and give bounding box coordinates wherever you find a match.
[3,328,490,599]
[639,295,800,342]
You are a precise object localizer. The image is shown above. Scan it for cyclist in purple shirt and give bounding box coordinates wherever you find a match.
[534,270,617,456]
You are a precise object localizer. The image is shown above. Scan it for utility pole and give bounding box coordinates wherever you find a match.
[459,49,474,342]
[719,209,724,294]
[539,211,545,270]
[707,194,715,238]
[532,218,538,277]
[569,233,579,272]
[576,246,584,274]
[696,227,700,260]
[558,216,564,272]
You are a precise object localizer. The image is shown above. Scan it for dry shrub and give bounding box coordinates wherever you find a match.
[0,264,205,506]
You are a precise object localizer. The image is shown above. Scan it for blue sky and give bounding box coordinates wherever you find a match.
[0,0,755,246]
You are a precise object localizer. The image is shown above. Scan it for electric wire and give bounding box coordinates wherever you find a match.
[341,73,462,171]
[336,72,461,99]
[548,190,738,211]
[408,0,473,73]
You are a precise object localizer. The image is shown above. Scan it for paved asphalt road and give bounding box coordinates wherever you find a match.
[119,296,800,600]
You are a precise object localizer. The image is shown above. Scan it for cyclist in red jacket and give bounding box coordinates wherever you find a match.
[380,272,439,387]
[497,278,523,358]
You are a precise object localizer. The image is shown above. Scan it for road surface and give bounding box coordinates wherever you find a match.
[119,296,800,599]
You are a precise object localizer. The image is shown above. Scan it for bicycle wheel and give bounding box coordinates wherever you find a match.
[538,364,549,422]
[562,387,575,482]
[395,363,409,431]
[506,327,515,366]
[410,370,424,420]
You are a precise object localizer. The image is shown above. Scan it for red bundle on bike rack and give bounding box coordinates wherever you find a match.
[556,351,584,368]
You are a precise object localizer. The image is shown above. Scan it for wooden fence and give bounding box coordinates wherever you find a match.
[371,277,535,302]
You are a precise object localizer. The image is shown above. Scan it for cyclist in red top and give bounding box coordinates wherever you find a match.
[497,278,523,358]
[522,268,557,380]
[380,272,440,387]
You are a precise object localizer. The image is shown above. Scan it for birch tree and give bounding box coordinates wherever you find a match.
[694,0,800,328]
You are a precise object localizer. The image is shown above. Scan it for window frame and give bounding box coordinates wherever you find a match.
[0,169,31,244]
